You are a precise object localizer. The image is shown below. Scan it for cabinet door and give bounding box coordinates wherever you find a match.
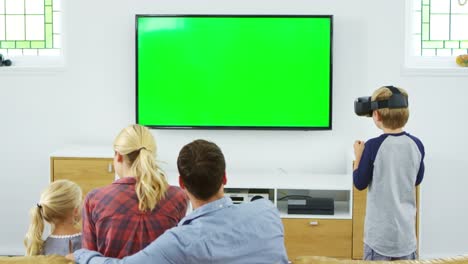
[51,158,115,196]
[352,187,367,259]
[283,218,352,261]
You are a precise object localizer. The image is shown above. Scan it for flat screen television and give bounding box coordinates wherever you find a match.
[136,15,333,129]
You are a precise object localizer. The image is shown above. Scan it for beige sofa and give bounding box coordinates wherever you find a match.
[1,255,467,264]
[294,256,468,264]
[0,255,72,264]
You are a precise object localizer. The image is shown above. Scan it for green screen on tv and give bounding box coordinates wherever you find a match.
[136,15,332,129]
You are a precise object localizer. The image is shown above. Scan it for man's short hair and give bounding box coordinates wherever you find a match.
[372,86,410,129]
[177,139,226,200]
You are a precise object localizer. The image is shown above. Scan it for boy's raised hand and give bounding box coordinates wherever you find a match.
[353,140,365,170]
[354,140,365,156]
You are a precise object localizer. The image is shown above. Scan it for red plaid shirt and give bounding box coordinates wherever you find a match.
[81,177,188,258]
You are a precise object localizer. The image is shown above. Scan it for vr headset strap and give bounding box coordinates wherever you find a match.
[372,100,387,109]
[385,86,401,95]
[371,86,406,110]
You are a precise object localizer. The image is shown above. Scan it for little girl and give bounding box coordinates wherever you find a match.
[24,179,83,256]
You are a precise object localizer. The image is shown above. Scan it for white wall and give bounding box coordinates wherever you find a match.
[1,0,467,258]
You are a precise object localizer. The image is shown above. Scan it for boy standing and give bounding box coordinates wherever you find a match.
[353,86,425,261]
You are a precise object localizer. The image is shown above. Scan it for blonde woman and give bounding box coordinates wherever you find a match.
[24,180,83,256]
[81,124,188,258]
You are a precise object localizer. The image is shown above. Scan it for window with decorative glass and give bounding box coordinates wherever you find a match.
[406,0,468,69]
[0,0,61,58]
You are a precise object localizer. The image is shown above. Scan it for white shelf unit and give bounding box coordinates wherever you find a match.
[225,171,353,219]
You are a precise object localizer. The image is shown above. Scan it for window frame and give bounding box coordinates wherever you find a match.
[403,0,468,76]
[0,0,65,70]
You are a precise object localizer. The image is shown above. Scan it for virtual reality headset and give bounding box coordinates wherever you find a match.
[354,86,408,117]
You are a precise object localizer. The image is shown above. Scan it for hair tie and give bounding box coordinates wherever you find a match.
[36,203,42,209]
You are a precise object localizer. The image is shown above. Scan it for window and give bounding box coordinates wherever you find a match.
[405,0,468,72]
[0,0,61,60]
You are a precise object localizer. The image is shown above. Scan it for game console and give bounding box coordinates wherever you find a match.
[287,197,334,215]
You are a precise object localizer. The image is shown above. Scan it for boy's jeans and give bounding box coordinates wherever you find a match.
[364,244,417,261]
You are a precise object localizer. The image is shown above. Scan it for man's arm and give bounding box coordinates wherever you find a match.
[73,230,182,264]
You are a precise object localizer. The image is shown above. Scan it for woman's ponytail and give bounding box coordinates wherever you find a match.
[114,125,169,212]
[134,148,168,211]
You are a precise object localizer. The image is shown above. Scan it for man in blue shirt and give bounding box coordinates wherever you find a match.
[69,139,289,264]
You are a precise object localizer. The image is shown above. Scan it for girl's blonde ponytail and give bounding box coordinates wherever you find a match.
[24,206,45,255]
[24,180,82,256]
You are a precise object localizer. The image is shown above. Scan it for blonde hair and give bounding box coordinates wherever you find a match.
[24,180,82,256]
[372,86,409,130]
[113,124,168,212]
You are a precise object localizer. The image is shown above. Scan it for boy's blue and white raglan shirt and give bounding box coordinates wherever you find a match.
[353,132,425,257]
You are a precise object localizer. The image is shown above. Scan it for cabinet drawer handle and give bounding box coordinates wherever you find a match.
[108,163,113,173]
[309,221,319,226]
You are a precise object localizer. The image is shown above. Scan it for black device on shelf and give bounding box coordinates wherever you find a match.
[285,196,334,215]
[0,54,12,67]
[224,188,271,204]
